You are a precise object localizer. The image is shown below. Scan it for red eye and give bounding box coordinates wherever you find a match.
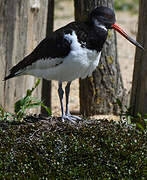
[104,14,112,19]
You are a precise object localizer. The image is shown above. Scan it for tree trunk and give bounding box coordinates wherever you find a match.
[130,0,147,116]
[41,0,54,116]
[0,0,48,113]
[74,0,126,116]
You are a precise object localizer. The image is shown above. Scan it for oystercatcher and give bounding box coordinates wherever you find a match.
[4,6,144,122]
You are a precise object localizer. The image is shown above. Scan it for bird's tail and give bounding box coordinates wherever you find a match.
[3,73,15,81]
[3,71,23,81]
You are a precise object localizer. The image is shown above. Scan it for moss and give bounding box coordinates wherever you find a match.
[0,118,146,179]
[107,56,114,64]
[96,97,103,104]
[107,29,112,39]
[110,76,115,83]
[99,64,104,70]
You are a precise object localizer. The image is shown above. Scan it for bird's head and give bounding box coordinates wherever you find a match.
[90,6,116,29]
[90,6,144,50]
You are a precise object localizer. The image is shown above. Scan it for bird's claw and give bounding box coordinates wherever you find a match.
[61,114,82,123]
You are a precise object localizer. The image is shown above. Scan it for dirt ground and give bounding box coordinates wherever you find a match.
[51,1,138,119]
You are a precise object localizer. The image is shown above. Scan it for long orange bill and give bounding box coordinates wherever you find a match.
[112,23,144,50]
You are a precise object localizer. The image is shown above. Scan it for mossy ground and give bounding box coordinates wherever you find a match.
[0,116,146,179]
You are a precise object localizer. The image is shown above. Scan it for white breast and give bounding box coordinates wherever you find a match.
[24,31,101,81]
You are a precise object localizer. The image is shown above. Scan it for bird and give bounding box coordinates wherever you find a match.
[4,6,144,122]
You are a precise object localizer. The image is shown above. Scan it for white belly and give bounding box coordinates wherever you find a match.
[24,31,101,81]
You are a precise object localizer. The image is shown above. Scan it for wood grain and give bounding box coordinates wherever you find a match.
[0,0,48,113]
[74,0,126,116]
[130,0,147,115]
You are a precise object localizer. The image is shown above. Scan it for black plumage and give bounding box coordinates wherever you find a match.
[4,6,143,122]
[5,20,108,80]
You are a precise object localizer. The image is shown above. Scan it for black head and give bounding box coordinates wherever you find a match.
[89,6,144,50]
[90,6,116,29]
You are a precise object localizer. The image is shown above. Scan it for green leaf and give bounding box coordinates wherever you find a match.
[29,97,42,103]
[40,103,52,116]
[136,123,145,131]
[30,79,41,94]
[14,79,51,119]
[143,114,147,118]
[15,97,29,113]
[144,118,147,123]
[116,99,122,109]
[127,115,132,124]
[14,99,23,113]
[35,79,41,88]
[137,112,142,118]
[26,103,42,109]
[0,105,5,118]
[26,89,32,97]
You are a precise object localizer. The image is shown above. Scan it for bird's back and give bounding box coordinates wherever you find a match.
[4,20,108,81]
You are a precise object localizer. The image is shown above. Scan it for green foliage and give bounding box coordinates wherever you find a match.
[114,0,139,13]
[0,106,15,122]
[14,79,51,119]
[0,119,146,179]
[116,98,147,130]
[0,79,51,122]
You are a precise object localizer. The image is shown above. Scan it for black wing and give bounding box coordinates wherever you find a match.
[4,20,106,80]
[4,26,73,80]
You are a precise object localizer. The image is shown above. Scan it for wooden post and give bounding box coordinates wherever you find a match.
[74,0,126,116]
[130,0,147,115]
[41,0,54,116]
[0,0,48,113]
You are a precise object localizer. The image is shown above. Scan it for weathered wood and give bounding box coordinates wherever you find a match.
[130,0,147,115]
[41,0,54,116]
[74,0,126,116]
[0,0,48,113]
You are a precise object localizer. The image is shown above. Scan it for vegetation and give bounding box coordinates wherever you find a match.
[0,80,146,179]
[55,0,139,13]
[116,99,147,130]
[114,0,139,12]
[0,118,146,179]
[0,79,51,122]
[0,0,145,178]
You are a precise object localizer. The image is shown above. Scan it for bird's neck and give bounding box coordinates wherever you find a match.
[83,18,108,52]
[86,17,107,33]
[93,19,107,32]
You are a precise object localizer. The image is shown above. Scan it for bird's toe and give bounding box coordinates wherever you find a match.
[61,113,82,123]
[61,114,82,123]
[67,114,82,121]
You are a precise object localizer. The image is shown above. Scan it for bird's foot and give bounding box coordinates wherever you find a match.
[67,114,82,121]
[61,114,82,123]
